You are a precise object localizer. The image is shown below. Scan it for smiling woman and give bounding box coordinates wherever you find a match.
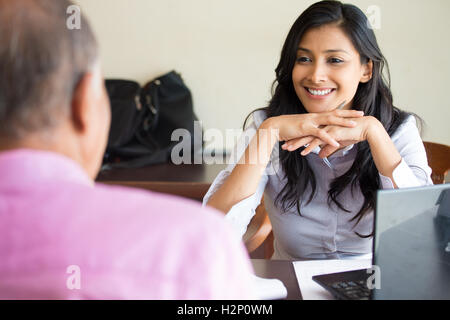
[293,25,373,111]
[204,0,434,261]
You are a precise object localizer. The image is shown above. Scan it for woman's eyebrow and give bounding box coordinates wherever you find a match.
[297,47,350,54]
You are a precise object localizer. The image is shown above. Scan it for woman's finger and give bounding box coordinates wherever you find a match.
[309,127,339,148]
[334,109,364,118]
[283,136,316,152]
[317,115,358,128]
[301,137,324,156]
[318,144,339,158]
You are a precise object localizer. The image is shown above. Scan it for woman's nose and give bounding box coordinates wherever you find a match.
[308,62,328,83]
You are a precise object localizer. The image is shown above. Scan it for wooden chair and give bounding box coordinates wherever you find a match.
[423,141,450,184]
[242,197,272,255]
[243,198,273,259]
[248,141,450,259]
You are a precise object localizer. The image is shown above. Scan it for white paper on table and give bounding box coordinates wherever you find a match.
[292,259,372,300]
[251,274,288,300]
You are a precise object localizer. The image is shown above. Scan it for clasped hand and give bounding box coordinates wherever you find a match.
[265,108,376,159]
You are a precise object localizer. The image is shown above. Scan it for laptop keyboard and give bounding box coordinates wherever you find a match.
[329,279,371,300]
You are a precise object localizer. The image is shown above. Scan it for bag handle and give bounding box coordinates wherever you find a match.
[142,80,161,131]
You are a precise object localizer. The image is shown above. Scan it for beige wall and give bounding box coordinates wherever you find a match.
[76,0,450,152]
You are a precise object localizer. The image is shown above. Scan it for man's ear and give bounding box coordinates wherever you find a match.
[360,59,373,83]
[71,72,96,133]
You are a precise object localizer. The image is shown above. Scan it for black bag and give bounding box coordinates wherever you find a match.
[102,71,200,170]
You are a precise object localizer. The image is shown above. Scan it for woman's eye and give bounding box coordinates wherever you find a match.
[329,58,344,64]
[296,57,311,63]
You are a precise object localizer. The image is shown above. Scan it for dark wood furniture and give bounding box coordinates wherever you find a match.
[97,163,225,201]
[423,141,450,184]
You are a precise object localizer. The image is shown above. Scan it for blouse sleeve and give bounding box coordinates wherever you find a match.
[379,115,433,189]
[202,112,270,239]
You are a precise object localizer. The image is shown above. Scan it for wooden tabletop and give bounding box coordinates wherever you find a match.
[96,163,227,201]
[97,163,227,183]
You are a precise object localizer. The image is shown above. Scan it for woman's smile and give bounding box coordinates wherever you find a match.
[303,86,336,99]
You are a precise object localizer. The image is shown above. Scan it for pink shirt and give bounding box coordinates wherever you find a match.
[0,149,255,299]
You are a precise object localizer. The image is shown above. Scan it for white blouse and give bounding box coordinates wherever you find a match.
[203,110,433,260]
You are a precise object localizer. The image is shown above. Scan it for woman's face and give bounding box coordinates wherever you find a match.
[292,24,372,113]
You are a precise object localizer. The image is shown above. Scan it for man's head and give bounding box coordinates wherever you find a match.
[0,0,110,179]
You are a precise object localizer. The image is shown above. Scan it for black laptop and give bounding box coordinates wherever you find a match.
[313,183,450,300]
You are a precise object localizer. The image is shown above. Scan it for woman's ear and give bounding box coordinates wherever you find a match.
[360,59,373,83]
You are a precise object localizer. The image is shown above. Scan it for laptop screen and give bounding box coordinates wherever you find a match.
[372,184,450,299]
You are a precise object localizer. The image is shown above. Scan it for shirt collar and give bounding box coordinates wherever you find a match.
[0,149,93,188]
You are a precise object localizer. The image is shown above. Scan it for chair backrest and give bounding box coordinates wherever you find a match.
[423,141,450,184]
[243,196,272,255]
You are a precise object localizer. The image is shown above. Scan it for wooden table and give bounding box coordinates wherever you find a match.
[96,163,227,201]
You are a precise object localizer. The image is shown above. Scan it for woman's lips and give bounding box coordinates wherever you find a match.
[304,86,336,99]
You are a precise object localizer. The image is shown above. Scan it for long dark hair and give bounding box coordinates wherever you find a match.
[245,0,413,236]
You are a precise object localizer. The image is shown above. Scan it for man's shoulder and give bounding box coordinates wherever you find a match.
[61,183,235,265]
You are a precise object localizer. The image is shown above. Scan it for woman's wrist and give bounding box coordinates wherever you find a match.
[365,116,385,143]
[364,116,402,186]
[260,117,280,141]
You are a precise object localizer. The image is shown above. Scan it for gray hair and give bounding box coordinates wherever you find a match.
[0,0,98,138]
